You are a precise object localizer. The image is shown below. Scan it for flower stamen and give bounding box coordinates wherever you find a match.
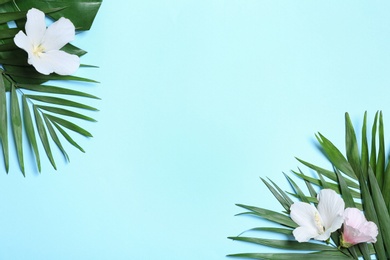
[314,212,325,234]
[32,44,45,57]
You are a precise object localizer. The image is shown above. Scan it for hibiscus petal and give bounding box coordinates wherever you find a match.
[360,221,378,243]
[14,31,30,52]
[344,208,366,228]
[42,17,76,51]
[343,208,378,245]
[25,8,46,46]
[293,226,319,242]
[30,50,80,75]
[317,189,344,230]
[315,228,333,241]
[290,202,318,227]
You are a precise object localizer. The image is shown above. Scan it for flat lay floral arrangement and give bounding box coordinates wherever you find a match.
[229,112,390,259]
[0,0,102,175]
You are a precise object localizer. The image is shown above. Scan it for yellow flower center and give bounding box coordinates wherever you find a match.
[32,44,45,57]
[314,212,325,234]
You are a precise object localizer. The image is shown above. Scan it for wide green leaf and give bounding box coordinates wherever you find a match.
[14,0,103,30]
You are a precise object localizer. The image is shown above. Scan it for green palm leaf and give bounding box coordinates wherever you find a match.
[0,1,101,174]
[229,112,390,259]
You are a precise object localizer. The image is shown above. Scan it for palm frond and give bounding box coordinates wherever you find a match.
[0,1,101,174]
[229,112,390,259]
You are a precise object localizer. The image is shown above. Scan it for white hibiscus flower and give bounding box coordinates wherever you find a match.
[13,8,80,75]
[290,189,345,242]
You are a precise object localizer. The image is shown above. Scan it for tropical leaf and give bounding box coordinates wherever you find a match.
[229,112,389,259]
[13,0,103,30]
[0,1,101,174]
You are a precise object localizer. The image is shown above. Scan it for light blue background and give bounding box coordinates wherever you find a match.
[1,1,390,259]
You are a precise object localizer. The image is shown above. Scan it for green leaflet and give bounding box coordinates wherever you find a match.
[284,173,310,203]
[4,68,99,83]
[316,132,356,179]
[0,73,8,172]
[11,85,24,174]
[236,204,297,228]
[260,178,292,212]
[43,115,69,162]
[37,105,97,122]
[360,112,369,178]
[51,122,85,153]
[248,227,293,236]
[33,105,56,170]
[26,95,98,111]
[295,158,360,189]
[22,96,41,172]
[367,169,390,258]
[228,237,336,251]
[227,252,352,260]
[18,84,99,99]
[45,114,92,138]
[376,112,385,187]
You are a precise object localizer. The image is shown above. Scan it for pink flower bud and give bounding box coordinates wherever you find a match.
[340,208,378,248]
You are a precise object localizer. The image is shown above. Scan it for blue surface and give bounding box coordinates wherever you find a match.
[1,1,390,259]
